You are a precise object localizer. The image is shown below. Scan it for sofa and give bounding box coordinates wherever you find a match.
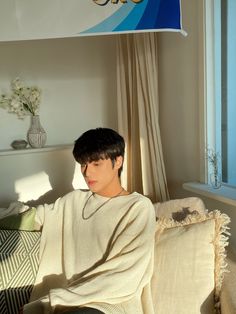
[0,197,235,314]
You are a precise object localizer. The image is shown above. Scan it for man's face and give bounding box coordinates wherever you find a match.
[80,157,122,196]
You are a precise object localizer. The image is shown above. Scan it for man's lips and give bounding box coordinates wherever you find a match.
[87,180,96,186]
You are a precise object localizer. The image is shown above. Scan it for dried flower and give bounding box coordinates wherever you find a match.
[0,78,41,119]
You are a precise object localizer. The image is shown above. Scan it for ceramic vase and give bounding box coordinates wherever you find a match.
[27,115,47,148]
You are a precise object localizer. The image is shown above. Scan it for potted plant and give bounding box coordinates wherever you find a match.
[0,78,46,148]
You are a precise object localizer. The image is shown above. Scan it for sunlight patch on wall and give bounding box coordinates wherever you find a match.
[72,162,87,190]
[15,172,52,202]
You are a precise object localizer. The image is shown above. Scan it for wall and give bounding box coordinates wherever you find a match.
[158,0,202,199]
[0,36,117,149]
[0,35,117,207]
[158,0,236,250]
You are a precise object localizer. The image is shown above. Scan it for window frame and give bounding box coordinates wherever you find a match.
[203,0,236,188]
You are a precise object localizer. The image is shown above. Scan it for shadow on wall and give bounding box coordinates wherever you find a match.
[25,152,76,207]
[0,148,84,208]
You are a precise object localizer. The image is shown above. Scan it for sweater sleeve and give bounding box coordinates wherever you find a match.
[49,200,156,308]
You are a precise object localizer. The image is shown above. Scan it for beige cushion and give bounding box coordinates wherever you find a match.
[151,210,230,314]
[154,197,206,219]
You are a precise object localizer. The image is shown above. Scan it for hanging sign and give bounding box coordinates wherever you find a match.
[0,0,186,41]
[84,0,186,35]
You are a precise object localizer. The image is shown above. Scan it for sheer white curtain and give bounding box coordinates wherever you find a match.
[117,32,169,202]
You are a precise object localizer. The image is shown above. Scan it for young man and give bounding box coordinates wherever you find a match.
[23,127,156,314]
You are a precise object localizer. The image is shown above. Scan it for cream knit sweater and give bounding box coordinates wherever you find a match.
[23,190,156,314]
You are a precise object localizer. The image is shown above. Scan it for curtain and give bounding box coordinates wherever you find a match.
[116,32,169,203]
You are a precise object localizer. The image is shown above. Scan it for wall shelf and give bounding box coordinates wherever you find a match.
[0,144,73,156]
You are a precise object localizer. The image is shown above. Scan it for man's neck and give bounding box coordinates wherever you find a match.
[95,185,124,198]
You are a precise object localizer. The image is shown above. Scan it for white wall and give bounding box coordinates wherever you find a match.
[158,0,202,199]
[0,148,74,207]
[0,36,117,149]
[0,35,117,207]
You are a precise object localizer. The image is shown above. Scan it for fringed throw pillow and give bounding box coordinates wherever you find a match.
[151,210,230,314]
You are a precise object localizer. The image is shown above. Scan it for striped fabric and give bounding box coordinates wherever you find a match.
[0,230,40,314]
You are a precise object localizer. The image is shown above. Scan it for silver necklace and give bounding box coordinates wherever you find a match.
[82,188,124,220]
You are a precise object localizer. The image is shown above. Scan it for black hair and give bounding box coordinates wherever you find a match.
[73,128,125,176]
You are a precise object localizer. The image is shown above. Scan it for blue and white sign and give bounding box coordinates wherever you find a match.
[83,0,185,35]
[0,0,185,41]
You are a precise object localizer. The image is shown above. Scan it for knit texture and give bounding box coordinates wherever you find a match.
[23,190,156,314]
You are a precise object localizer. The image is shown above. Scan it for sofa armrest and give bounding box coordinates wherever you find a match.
[154,197,206,219]
[221,249,236,314]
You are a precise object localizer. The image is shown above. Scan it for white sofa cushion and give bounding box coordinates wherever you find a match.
[151,210,230,314]
[154,197,206,219]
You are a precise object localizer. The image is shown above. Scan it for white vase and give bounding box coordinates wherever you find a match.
[27,115,47,148]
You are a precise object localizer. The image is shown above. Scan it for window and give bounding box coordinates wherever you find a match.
[205,0,236,187]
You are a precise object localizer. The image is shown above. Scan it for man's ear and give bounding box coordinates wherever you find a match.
[115,156,123,170]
